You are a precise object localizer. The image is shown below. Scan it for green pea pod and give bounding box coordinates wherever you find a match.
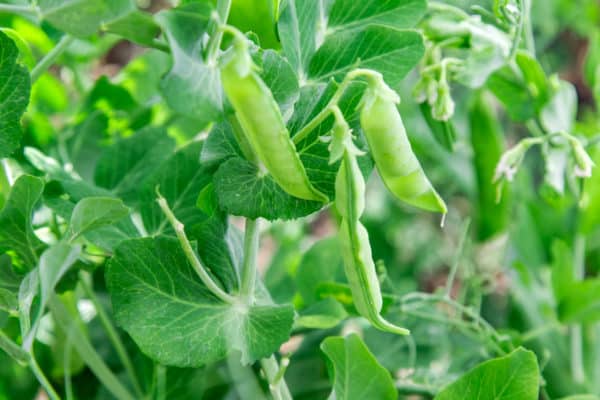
[220,39,328,203]
[335,150,409,335]
[469,94,509,240]
[360,76,447,214]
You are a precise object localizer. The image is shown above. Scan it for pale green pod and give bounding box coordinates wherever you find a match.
[335,150,409,335]
[360,82,447,214]
[220,42,328,203]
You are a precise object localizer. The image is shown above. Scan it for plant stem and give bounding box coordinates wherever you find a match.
[49,296,136,400]
[157,191,236,304]
[260,356,292,400]
[31,35,74,83]
[444,219,470,297]
[571,233,585,383]
[0,329,29,364]
[240,219,260,301]
[79,275,144,398]
[522,0,535,54]
[207,0,232,63]
[156,364,166,400]
[30,352,62,400]
[0,3,37,15]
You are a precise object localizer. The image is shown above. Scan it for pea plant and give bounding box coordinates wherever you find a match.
[1,0,600,399]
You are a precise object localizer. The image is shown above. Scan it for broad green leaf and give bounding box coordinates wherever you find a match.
[516,51,553,110]
[277,0,330,79]
[0,175,45,269]
[435,348,540,400]
[321,334,396,400]
[200,120,245,170]
[259,50,299,119]
[65,111,109,182]
[0,254,21,293]
[157,3,222,127]
[541,80,577,134]
[296,237,345,306]
[139,142,212,236]
[557,279,600,324]
[295,298,347,329]
[38,0,136,38]
[486,66,536,121]
[308,26,424,88]
[68,197,130,240]
[106,237,294,367]
[328,0,426,32]
[213,157,323,220]
[188,214,243,294]
[22,243,81,350]
[0,30,31,158]
[94,127,176,203]
[104,10,161,48]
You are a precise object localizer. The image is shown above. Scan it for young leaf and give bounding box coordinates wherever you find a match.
[328,0,425,31]
[540,80,577,134]
[68,197,130,240]
[0,175,45,269]
[295,298,348,329]
[0,30,31,158]
[435,347,540,400]
[106,237,294,367]
[557,279,600,324]
[321,334,397,400]
[38,0,136,38]
[157,3,222,127]
[308,26,424,87]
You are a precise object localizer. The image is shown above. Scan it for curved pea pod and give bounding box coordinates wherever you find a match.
[220,40,328,203]
[360,77,447,214]
[335,151,409,335]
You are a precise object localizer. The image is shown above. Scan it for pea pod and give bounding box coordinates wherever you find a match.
[359,74,447,214]
[220,36,328,203]
[332,112,409,335]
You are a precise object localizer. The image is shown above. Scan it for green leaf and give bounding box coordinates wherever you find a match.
[0,289,18,315]
[486,66,535,121]
[0,175,45,269]
[277,0,329,79]
[296,237,345,306]
[68,197,130,240]
[157,3,222,127]
[22,243,81,350]
[0,30,31,158]
[139,142,212,236]
[328,0,426,32]
[435,348,540,400]
[188,214,243,294]
[94,127,176,203]
[295,298,347,329]
[213,157,323,220]
[200,120,245,170]
[38,0,136,38]
[104,10,161,48]
[0,254,21,293]
[557,279,600,324]
[106,237,294,367]
[515,51,552,110]
[321,334,397,400]
[259,50,299,119]
[308,26,424,88]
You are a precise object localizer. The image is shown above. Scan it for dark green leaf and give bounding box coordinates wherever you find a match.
[104,10,161,47]
[321,334,397,400]
[106,237,294,367]
[308,26,424,87]
[328,0,426,32]
[0,31,31,158]
[435,348,539,400]
[0,175,45,269]
[68,197,130,240]
[38,0,136,38]
[296,298,347,329]
[259,50,299,119]
[157,3,222,126]
[558,279,600,324]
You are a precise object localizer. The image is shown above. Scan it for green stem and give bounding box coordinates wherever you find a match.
[49,296,136,400]
[292,68,379,145]
[30,352,62,400]
[156,191,235,304]
[79,275,144,398]
[0,330,28,363]
[31,35,74,83]
[0,3,37,15]
[522,0,535,54]
[155,364,166,400]
[444,219,470,297]
[260,356,292,400]
[571,233,586,383]
[207,0,232,62]
[240,219,260,301]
